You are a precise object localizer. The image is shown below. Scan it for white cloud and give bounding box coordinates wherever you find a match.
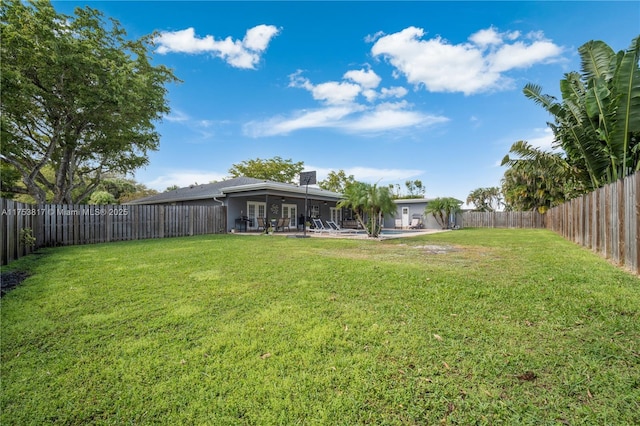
[243,24,280,51]
[165,109,190,123]
[527,127,558,151]
[163,109,225,141]
[343,68,382,89]
[244,101,447,137]
[306,165,424,186]
[289,71,362,105]
[243,106,358,137]
[345,166,424,183]
[489,40,563,73]
[379,86,408,99]
[341,101,449,133]
[371,26,563,95]
[246,70,447,137]
[364,31,385,44]
[469,27,503,47]
[156,25,280,69]
[144,170,228,191]
[310,81,363,105]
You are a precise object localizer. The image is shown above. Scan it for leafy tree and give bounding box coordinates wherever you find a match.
[501,141,583,213]
[516,36,639,194]
[117,182,158,204]
[466,187,503,212]
[318,170,355,193]
[165,185,180,192]
[93,176,135,202]
[0,0,178,203]
[388,183,402,199]
[338,181,396,237]
[89,176,157,204]
[88,190,116,205]
[404,180,425,198]
[425,197,462,229]
[228,157,304,183]
[0,163,21,198]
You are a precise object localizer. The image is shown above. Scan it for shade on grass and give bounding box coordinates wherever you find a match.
[1,229,638,424]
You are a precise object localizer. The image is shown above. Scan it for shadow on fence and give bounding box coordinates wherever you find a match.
[1,200,227,265]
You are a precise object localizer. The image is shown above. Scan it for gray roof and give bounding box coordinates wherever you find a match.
[127,177,265,204]
[127,176,342,204]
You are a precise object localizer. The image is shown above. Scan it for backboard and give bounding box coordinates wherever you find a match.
[299,171,316,185]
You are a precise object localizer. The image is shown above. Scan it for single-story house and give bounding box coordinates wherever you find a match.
[127,177,345,232]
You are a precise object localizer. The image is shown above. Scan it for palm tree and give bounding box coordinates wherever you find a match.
[425,197,462,229]
[466,187,503,212]
[501,141,584,213]
[338,181,396,237]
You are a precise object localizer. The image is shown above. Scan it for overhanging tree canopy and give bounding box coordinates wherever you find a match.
[0,0,178,203]
[227,157,304,183]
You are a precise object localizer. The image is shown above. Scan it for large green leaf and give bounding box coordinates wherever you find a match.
[585,77,611,120]
[523,83,556,111]
[612,35,640,175]
[579,40,616,81]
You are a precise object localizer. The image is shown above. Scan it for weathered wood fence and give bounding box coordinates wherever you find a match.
[461,211,545,228]
[1,199,226,265]
[546,172,639,275]
[461,172,639,274]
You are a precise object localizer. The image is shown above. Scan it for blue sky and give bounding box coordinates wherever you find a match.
[53,1,639,204]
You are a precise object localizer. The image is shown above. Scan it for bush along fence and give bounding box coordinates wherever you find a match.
[1,199,227,265]
[546,172,639,275]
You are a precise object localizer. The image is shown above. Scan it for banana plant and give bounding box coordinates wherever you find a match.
[513,35,639,198]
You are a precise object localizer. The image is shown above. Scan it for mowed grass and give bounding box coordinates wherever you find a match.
[1,229,638,425]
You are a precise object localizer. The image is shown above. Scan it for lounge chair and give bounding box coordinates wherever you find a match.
[326,220,357,234]
[409,218,422,229]
[312,218,329,233]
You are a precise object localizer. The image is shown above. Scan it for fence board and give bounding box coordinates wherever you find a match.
[461,211,545,229]
[1,201,227,265]
[547,172,639,275]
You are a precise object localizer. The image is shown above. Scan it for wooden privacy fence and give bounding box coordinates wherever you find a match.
[461,211,545,228]
[1,199,227,265]
[546,172,639,275]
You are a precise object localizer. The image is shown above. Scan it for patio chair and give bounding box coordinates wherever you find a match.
[409,218,422,229]
[312,218,329,233]
[326,220,357,234]
[256,217,267,232]
[395,219,402,229]
[276,217,290,232]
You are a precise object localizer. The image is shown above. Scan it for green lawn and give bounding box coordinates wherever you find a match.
[1,229,638,425]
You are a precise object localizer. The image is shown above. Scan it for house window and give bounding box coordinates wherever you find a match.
[310,205,320,218]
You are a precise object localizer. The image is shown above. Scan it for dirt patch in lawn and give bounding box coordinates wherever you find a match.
[411,244,459,254]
